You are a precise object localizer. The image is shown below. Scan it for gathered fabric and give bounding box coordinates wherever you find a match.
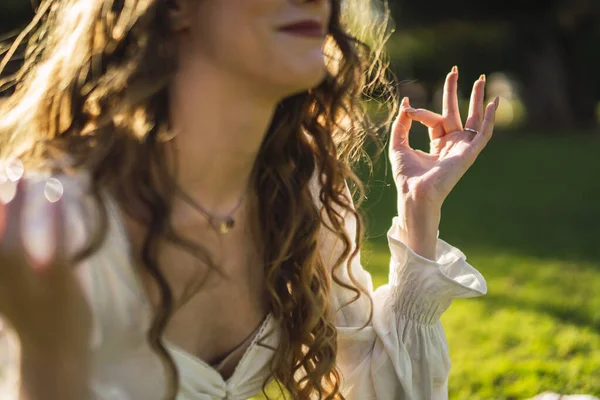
[0,173,486,399]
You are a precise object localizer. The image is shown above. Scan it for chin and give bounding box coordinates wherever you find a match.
[273,65,328,97]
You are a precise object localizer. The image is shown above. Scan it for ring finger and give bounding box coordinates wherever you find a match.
[464,75,487,137]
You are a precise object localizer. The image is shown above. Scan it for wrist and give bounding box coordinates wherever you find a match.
[397,199,441,232]
[396,200,441,260]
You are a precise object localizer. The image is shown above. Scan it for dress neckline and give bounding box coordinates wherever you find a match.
[104,194,274,384]
[165,313,273,383]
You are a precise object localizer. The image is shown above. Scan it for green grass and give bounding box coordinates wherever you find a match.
[257,131,600,399]
[358,131,600,399]
[363,246,600,399]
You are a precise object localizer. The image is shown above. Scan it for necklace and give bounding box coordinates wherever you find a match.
[177,187,247,234]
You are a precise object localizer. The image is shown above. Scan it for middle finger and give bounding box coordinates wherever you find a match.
[442,66,463,134]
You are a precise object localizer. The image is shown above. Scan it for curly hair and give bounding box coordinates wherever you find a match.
[0,0,397,398]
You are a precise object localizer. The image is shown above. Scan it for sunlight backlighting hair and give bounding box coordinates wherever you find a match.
[0,0,397,398]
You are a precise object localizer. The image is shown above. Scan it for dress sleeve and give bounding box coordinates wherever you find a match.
[316,182,487,400]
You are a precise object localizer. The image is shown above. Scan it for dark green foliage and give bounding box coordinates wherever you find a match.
[0,0,34,35]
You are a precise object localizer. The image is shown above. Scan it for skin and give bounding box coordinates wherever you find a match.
[0,0,497,398]
[129,0,335,380]
[168,0,332,216]
[0,179,92,400]
[391,70,498,259]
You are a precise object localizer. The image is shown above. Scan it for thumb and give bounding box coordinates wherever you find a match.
[390,97,413,152]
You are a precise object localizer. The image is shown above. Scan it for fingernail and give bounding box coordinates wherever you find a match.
[403,107,418,113]
[494,96,500,110]
[480,74,486,82]
[452,65,458,73]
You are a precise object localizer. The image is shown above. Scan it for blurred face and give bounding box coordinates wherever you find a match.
[180,0,332,97]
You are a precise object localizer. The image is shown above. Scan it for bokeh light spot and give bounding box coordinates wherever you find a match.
[44,177,64,203]
[5,158,24,182]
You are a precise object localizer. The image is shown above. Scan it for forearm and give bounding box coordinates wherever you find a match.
[397,199,441,261]
[19,344,91,400]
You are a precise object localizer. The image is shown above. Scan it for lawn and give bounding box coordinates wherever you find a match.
[257,130,600,399]
[360,131,600,399]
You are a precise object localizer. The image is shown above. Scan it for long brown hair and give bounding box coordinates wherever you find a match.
[0,0,396,398]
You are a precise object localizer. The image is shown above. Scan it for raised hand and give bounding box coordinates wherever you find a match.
[0,178,91,354]
[390,66,498,211]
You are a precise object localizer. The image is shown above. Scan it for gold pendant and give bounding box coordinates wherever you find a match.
[218,218,235,234]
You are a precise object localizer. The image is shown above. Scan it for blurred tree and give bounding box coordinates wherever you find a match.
[0,0,33,34]
[388,0,600,131]
[1,0,598,131]
[1,0,34,80]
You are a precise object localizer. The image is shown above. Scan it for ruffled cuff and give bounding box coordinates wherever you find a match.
[387,217,487,325]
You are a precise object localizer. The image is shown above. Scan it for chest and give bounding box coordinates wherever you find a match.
[126,213,269,369]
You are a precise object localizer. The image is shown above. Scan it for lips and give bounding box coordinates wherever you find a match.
[278,21,325,38]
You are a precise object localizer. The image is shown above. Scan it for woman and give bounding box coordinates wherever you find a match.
[0,0,497,399]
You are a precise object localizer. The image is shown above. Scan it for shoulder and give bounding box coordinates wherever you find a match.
[307,169,361,270]
[308,168,357,236]
[307,167,354,213]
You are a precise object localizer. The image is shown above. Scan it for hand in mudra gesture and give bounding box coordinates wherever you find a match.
[0,178,91,352]
[390,67,498,210]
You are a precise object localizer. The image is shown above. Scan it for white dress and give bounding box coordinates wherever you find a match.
[0,173,487,400]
